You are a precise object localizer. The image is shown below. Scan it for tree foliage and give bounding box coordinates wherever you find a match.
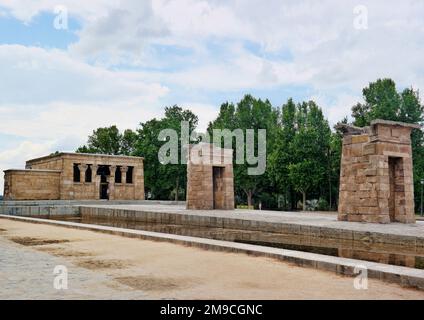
[208,95,279,208]
[270,100,334,210]
[77,125,137,155]
[134,105,198,200]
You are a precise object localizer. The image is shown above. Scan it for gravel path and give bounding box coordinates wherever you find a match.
[0,235,144,300]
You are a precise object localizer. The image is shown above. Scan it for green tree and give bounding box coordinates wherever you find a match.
[268,98,297,209]
[270,100,332,211]
[135,118,168,199]
[121,129,138,155]
[207,102,236,131]
[352,78,420,126]
[77,125,136,156]
[208,95,278,208]
[288,160,321,210]
[291,102,331,210]
[328,128,344,209]
[135,105,198,201]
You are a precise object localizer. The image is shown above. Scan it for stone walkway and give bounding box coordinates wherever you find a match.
[0,236,144,300]
[83,204,424,238]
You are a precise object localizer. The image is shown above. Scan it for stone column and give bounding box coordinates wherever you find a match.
[120,166,128,184]
[108,165,116,200]
[91,164,98,182]
[91,164,99,199]
[78,164,87,183]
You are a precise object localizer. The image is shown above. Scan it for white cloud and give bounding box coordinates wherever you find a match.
[310,92,362,126]
[165,48,316,91]
[0,140,56,195]
[69,1,169,65]
[0,41,172,153]
[0,0,117,23]
[153,0,248,39]
[0,102,161,140]
[0,140,54,169]
[3,1,424,95]
[120,0,424,103]
[0,45,168,105]
[0,44,168,139]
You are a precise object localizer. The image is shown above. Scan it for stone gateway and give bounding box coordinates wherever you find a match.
[3,153,144,201]
[337,119,420,224]
[186,143,235,210]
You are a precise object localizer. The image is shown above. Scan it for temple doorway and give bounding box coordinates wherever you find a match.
[100,183,108,200]
[388,157,404,222]
[97,165,110,200]
[213,166,224,209]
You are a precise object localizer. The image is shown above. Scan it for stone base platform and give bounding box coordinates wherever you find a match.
[0,200,184,216]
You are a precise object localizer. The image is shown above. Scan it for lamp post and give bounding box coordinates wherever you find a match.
[421,179,424,217]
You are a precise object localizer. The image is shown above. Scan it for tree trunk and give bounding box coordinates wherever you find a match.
[290,188,296,210]
[329,176,332,210]
[247,190,253,209]
[302,192,306,211]
[175,178,179,201]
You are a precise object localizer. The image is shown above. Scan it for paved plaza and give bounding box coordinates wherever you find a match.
[1,218,423,300]
[0,236,143,300]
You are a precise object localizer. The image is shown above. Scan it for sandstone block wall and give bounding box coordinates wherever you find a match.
[25,157,63,170]
[3,169,61,200]
[114,184,137,200]
[186,143,234,210]
[338,119,420,224]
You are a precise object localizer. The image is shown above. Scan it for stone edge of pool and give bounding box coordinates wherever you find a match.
[1,214,423,291]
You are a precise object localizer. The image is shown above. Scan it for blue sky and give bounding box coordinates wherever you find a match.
[1,0,424,194]
[0,11,80,48]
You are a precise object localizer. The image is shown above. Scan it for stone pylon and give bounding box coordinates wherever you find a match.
[337,119,420,224]
[186,143,235,210]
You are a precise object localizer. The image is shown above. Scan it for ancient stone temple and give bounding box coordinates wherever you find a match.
[337,119,420,224]
[186,143,235,210]
[3,153,144,201]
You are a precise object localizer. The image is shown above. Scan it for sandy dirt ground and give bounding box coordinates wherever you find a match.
[0,218,423,300]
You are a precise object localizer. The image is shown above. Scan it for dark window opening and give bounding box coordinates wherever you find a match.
[85,165,92,183]
[126,166,134,184]
[115,166,122,183]
[73,164,80,182]
[97,165,110,183]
